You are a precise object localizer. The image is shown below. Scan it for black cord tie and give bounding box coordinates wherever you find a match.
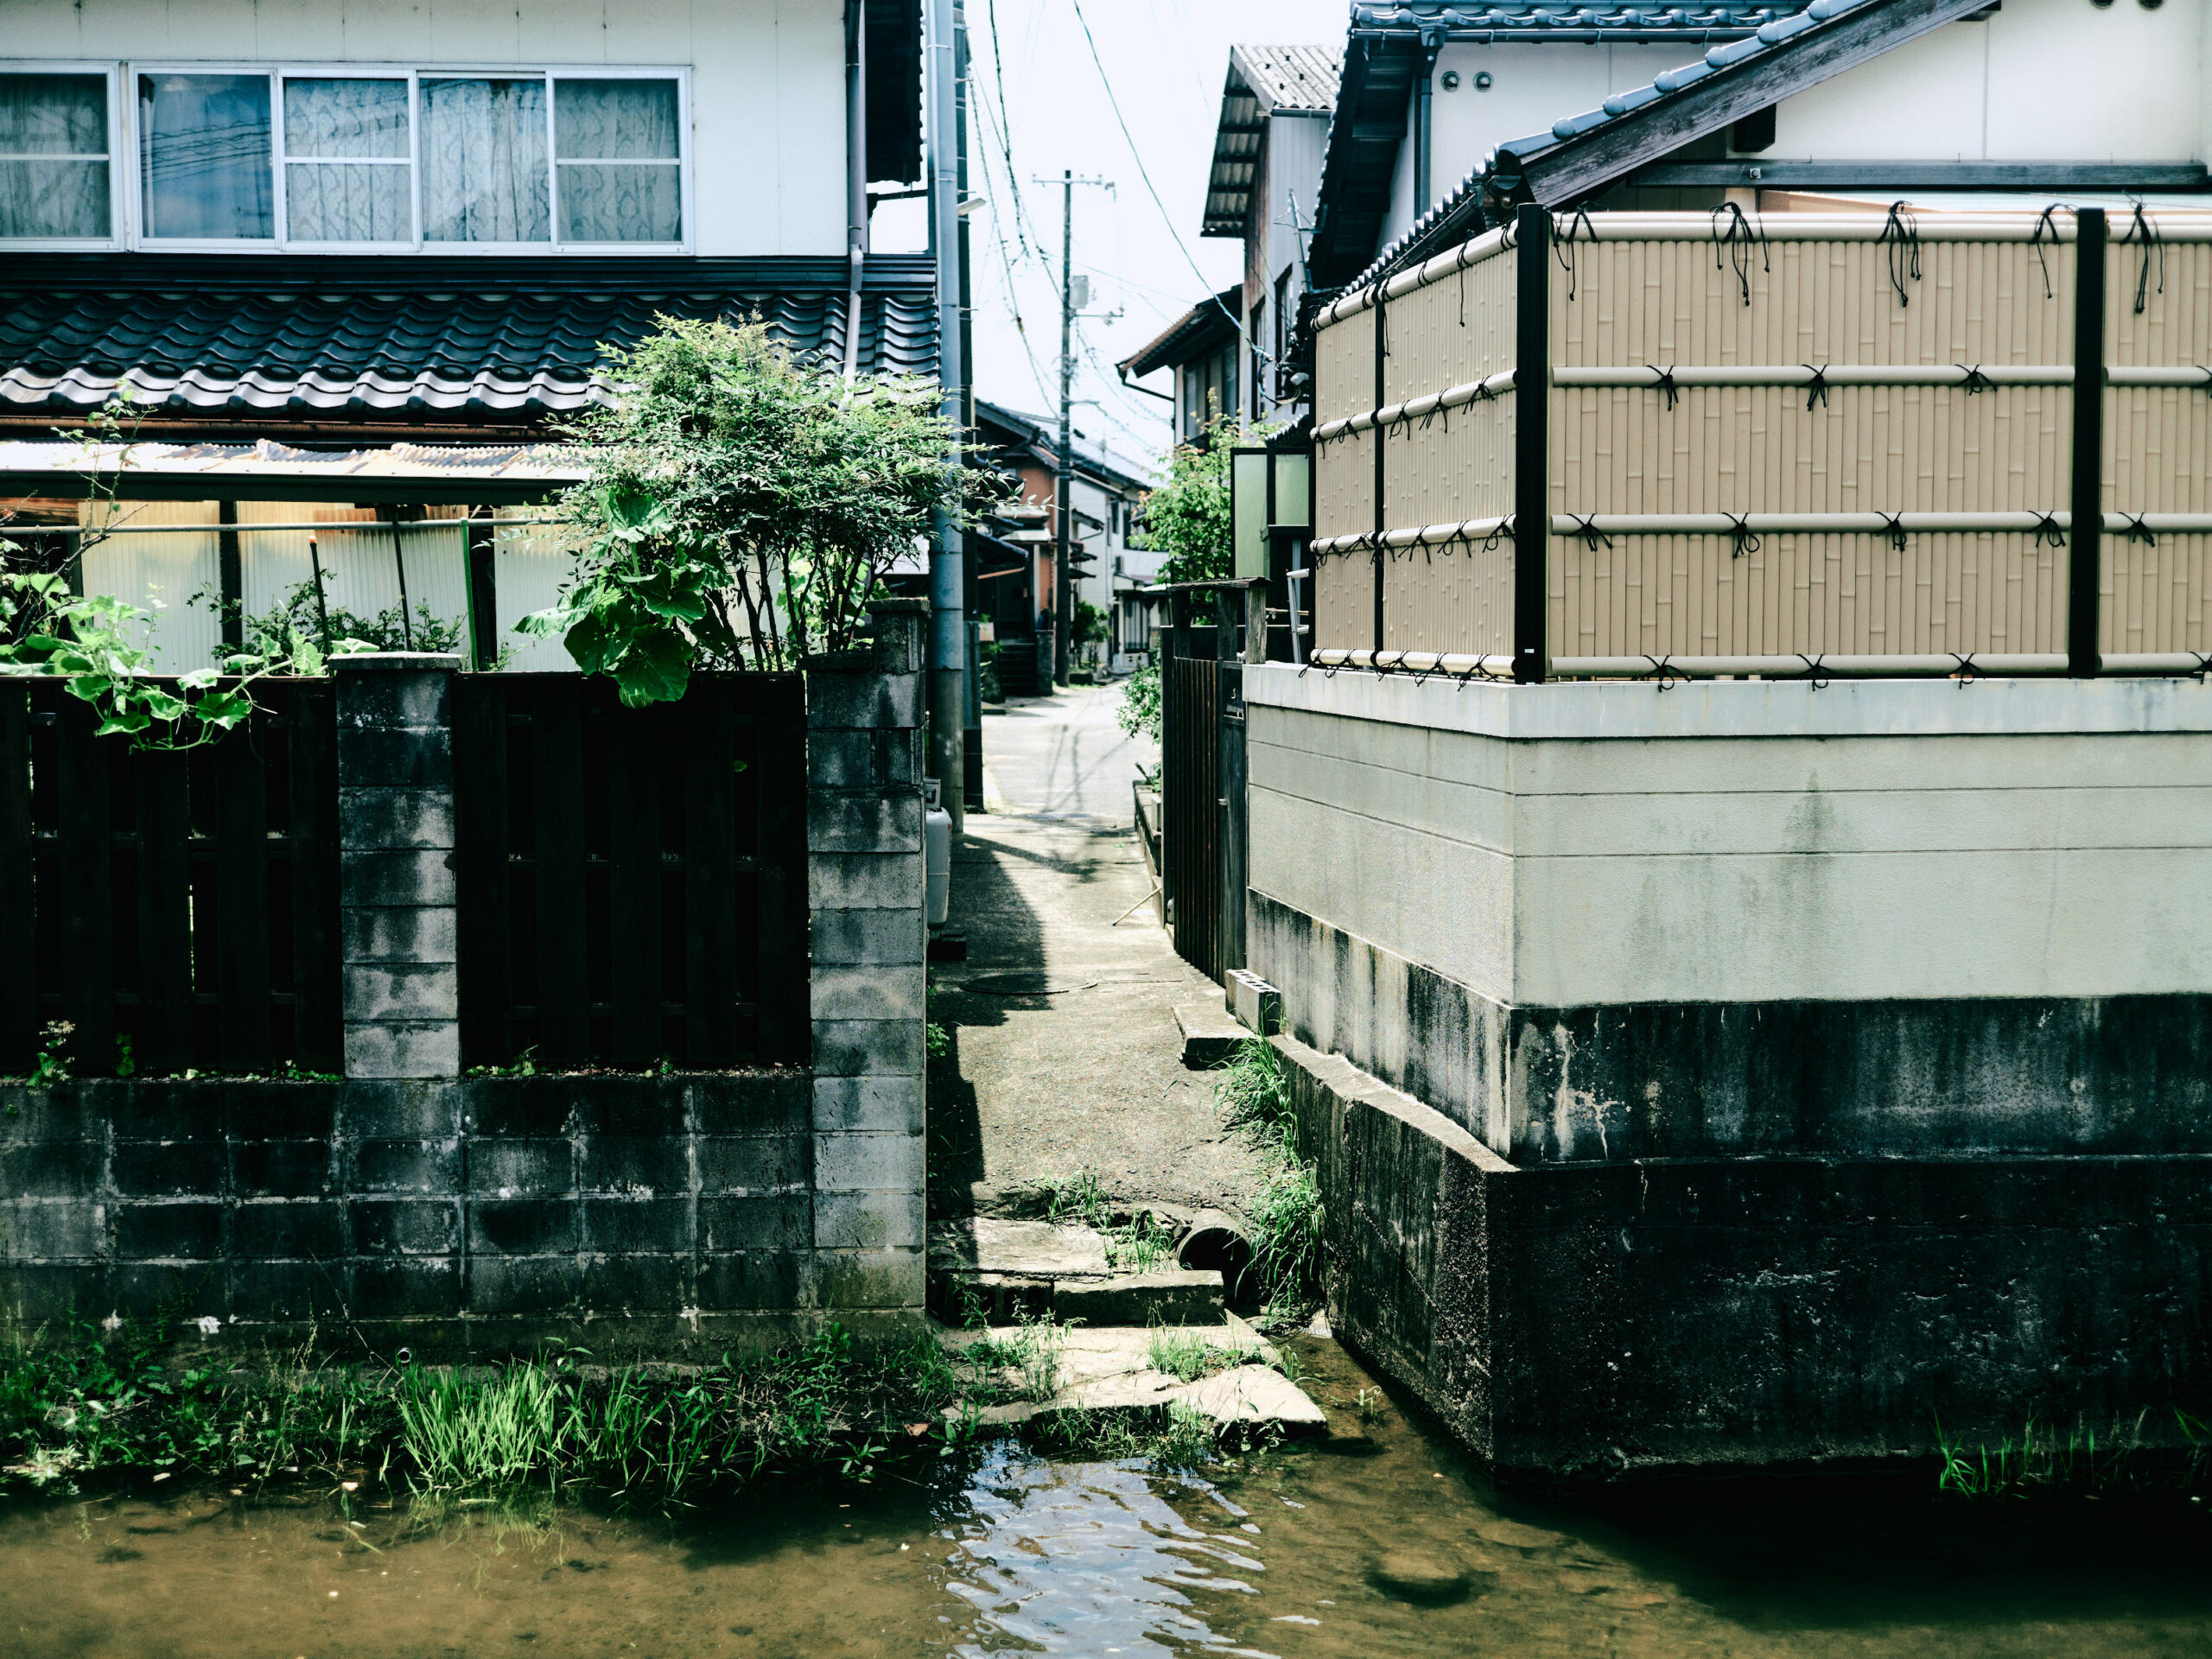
[1458,255,1468,328]
[1568,515,1612,552]
[1649,365,1681,410]
[1553,205,1597,302]
[1961,365,1994,396]
[2030,204,2063,302]
[1802,365,1829,411]
[1879,200,1922,308]
[1726,513,1761,559]
[1708,200,1768,307]
[1795,653,1831,690]
[2125,513,2157,547]
[1482,518,1516,553]
[2032,512,2068,550]
[1882,513,1908,552]
[1643,655,1687,691]
[2200,367,2212,397]
[2127,202,2164,317]
[1948,653,1981,684]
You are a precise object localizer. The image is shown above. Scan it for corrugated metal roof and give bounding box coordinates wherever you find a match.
[1349,1,1805,33]
[0,256,939,431]
[0,437,584,502]
[1234,44,1341,112]
[1205,46,1341,238]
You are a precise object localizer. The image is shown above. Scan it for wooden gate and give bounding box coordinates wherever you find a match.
[1164,646,1221,979]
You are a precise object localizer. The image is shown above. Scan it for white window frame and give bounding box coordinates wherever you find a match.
[276,67,416,254]
[67,60,692,254]
[0,60,125,251]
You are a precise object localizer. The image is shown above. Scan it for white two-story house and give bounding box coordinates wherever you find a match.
[0,0,936,671]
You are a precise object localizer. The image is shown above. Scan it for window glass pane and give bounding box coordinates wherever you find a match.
[284,78,409,159]
[287,163,410,242]
[557,163,680,242]
[554,79,677,161]
[139,73,272,239]
[421,77,548,243]
[0,74,110,238]
[0,73,107,153]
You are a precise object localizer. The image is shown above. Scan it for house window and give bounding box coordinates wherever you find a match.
[554,77,681,243]
[0,72,112,239]
[3,63,687,250]
[283,77,411,244]
[421,77,550,243]
[140,73,272,239]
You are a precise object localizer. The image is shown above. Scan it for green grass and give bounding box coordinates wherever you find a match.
[1936,1408,2212,1501]
[1146,1325,1238,1384]
[961,1308,1065,1404]
[1213,1034,1326,1325]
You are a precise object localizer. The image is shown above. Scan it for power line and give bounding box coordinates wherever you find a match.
[1063,0,1263,367]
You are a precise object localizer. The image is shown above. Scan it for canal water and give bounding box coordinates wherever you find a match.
[4,1337,2209,1657]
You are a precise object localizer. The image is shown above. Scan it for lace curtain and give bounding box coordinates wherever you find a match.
[283,78,409,243]
[422,78,549,244]
[555,79,680,244]
[139,73,272,239]
[0,73,109,238]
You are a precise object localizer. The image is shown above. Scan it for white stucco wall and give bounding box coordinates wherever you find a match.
[1775,0,2202,163]
[3,0,846,255]
[1247,667,2212,1008]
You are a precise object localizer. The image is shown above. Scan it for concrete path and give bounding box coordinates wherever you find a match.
[927,684,1262,1220]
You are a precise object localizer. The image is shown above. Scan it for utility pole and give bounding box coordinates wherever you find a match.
[1056,168,1074,689]
[1032,170,1113,689]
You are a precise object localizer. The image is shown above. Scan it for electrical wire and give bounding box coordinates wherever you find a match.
[1063,0,1262,369]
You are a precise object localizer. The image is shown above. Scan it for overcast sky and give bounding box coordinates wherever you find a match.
[874,0,1354,480]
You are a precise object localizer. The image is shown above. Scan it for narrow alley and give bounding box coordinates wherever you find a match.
[925,685,1263,1221]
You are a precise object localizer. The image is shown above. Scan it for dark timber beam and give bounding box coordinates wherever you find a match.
[1633,161,2211,191]
[1514,0,2001,208]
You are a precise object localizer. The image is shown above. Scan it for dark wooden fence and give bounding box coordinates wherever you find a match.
[0,679,341,1077]
[451,673,809,1071]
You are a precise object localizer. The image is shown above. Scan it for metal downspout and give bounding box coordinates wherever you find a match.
[925,0,967,830]
[842,0,868,380]
[1415,29,1441,216]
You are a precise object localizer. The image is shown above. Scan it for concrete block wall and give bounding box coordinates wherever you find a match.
[336,654,461,1081]
[0,619,933,1347]
[0,1074,813,1354]
[804,599,929,1318]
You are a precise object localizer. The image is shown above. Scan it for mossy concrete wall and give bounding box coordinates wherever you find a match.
[1281,1033,2212,1478]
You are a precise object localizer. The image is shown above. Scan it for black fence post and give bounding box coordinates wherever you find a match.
[1514,202,1551,684]
[2070,207,2107,677]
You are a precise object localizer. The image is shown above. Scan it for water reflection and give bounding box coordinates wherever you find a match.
[941,1450,1272,1656]
[1,1336,2209,1657]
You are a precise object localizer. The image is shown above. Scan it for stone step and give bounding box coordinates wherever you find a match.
[1174,1000,1247,1068]
[938,1318,1328,1436]
[927,1217,1227,1326]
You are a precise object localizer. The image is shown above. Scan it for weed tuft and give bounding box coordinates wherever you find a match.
[1213,1035,1325,1324]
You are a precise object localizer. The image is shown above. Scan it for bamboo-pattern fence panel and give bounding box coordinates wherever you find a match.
[1553,234,2075,369]
[2101,239,2212,656]
[1551,530,2066,663]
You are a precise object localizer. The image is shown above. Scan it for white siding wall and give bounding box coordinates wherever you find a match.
[3,0,846,255]
[1247,669,2212,1008]
[1777,0,2202,162]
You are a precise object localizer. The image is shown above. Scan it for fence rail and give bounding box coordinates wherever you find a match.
[0,677,341,1077]
[1309,206,2212,677]
[451,673,810,1072]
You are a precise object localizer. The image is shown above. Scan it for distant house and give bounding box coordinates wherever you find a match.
[0,1,937,671]
[969,400,1154,685]
[1118,43,1340,438]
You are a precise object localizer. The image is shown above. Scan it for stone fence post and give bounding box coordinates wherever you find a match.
[805,599,929,1322]
[335,653,461,1080]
